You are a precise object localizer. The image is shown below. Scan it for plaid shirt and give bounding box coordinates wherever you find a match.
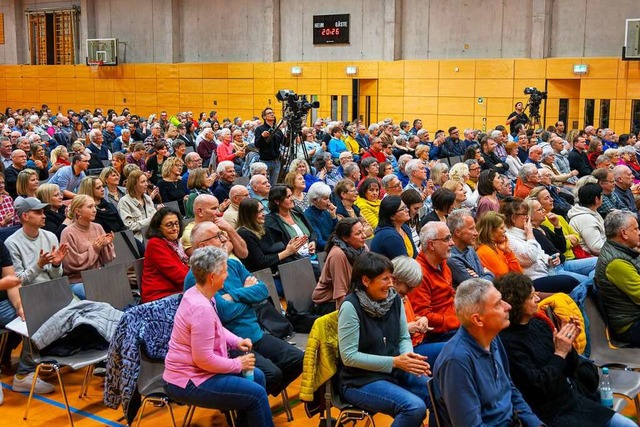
[0,195,20,227]
[598,191,626,218]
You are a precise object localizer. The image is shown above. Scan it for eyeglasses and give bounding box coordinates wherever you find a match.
[513,212,529,217]
[162,221,180,229]
[200,232,228,244]
[396,205,409,212]
[257,208,265,214]
[431,235,452,242]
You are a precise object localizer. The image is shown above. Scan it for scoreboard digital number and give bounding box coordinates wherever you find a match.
[313,14,350,45]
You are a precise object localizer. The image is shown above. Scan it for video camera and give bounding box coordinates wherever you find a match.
[523,87,547,122]
[275,90,320,129]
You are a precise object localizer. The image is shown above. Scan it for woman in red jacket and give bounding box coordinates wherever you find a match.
[141,208,189,303]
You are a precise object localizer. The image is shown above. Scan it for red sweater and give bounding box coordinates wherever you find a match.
[141,237,189,303]
[409,251,460,334]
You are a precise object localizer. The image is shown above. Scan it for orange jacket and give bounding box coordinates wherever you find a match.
[476,243,523,277]
[409,252,460,335]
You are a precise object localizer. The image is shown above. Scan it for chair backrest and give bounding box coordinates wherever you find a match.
[20,277,74,336]
[278,258,316,312]
[141,226,150,247]
[159,200,180,213]
[427,377,450,427]
[449,155,462,167]
[253,268,282,310]
[133,257,145,292]
[181,217,194,228]
[101,159,112,167]
[137,346,167,396]
[110,229,141,267]
[184,146,195,154]
[233,176,250,186]
[317,251,327,272]
[82,263,135,310]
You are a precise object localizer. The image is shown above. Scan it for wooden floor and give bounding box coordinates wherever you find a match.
[0,345,396,427]
[1,345,638,426]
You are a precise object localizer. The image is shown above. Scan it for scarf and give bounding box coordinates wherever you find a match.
[355,288,397,318]
[164,238,189,265]
[331,236,366,265]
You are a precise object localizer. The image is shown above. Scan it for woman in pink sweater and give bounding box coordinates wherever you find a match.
[60,194,116,299]
[163,246,273,427]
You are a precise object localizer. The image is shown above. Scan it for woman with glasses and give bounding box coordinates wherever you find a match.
[334,179,373,237]
[500,197,580,296]
[157,157,187,216]
[312,218,368,314]
[237,198,306,295]
[141,208,189,303]
[184,167,215,218]
[0,172,20,227]
[370,196,417,260]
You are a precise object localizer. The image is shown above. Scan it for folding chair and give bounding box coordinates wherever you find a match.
[141,226,150,248]
[585,298,640,370]
[101,159,112,167]
[449,155,462,167]
[233,176,250,186]
[135,347,196,427]
[317,251,327,273]
[278,258,316,313]
[251,267,295,421]
[253,268,282,311]
[427,377,447,427]
[0,328,11,364]
[602,368,640,418]
[158,200,180,213]
[20,277,108,426]
[133,258,145,292]
[82,263,135,311]
[110,230,141,268]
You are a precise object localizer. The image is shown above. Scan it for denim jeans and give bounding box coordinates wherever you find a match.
[0,298,34,375]
[262,159,281,187]
[560,257,597,278]
[606,413,638,427]
[341,371,431,427]
[413,342,446,365]
[164,369,274,427]
[70,282,85,300]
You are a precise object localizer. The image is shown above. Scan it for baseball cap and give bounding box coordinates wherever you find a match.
[14,197,49,216]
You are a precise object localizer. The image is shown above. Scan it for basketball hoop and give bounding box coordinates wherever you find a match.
[88,60,103,73]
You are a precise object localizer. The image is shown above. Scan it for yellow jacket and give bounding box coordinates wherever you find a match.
[355,196,381,231]
[345,136,360,155]
[538,293,587,354]
[299,311,339,402]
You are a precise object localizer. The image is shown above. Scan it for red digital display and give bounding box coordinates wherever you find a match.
[313,14,350,45]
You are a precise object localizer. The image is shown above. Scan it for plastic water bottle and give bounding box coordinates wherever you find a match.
[242,352,254,381]
[600,367,613,408]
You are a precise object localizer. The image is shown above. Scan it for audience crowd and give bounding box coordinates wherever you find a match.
[1,104,640,426]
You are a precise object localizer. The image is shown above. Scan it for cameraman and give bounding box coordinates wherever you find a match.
[255,107,285,186]
[506,102,529,138]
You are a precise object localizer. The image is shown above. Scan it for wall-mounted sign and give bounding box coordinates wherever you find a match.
[313,14,350,45]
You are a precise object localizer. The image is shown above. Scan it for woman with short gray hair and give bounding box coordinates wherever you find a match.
[304,182,337,251]
[164,245,274,427]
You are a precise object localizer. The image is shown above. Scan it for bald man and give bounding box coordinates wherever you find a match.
[181,194,247,258]
[223,185,250,228]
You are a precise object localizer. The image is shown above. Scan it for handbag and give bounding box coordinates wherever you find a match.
[253,298,294,339]
[285,301,320,333]
[572,245,593,259]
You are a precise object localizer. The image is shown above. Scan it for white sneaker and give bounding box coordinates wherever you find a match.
[12,373,55,394]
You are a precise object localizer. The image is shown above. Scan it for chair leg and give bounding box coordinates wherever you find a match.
[78,365,94,398]
[281,389,294,421]
[165,399,178,427]
[182,405,196,427]
[135,397,149,427]
[0,333,8,363]
[23,363,43,420]
[55,365,75,427]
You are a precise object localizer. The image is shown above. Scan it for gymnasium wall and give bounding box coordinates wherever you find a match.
[0,57,639,134]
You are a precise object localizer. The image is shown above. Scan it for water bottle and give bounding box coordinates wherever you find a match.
[242,352,254,381]
[600,367,613,408]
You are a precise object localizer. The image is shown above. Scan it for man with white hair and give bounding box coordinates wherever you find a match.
[249,161,268,177]
[248,174,271,213]
[114,128,132,153]
[602,129,617,151]
[86,128,112,161]
[213,160,236,204]
[382,174,403,197]
[102,121,117,152]
[404,159,434,214]
[409,222,459,343]
[433,278,542,426]
[343,161,361,184]
[181,151,203,191]
[525,145,543,168]
[514,163,540,199]
[613,164,639,215]
[325,151,353,188]
[144,123,165,150]
[396,154,414,187]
